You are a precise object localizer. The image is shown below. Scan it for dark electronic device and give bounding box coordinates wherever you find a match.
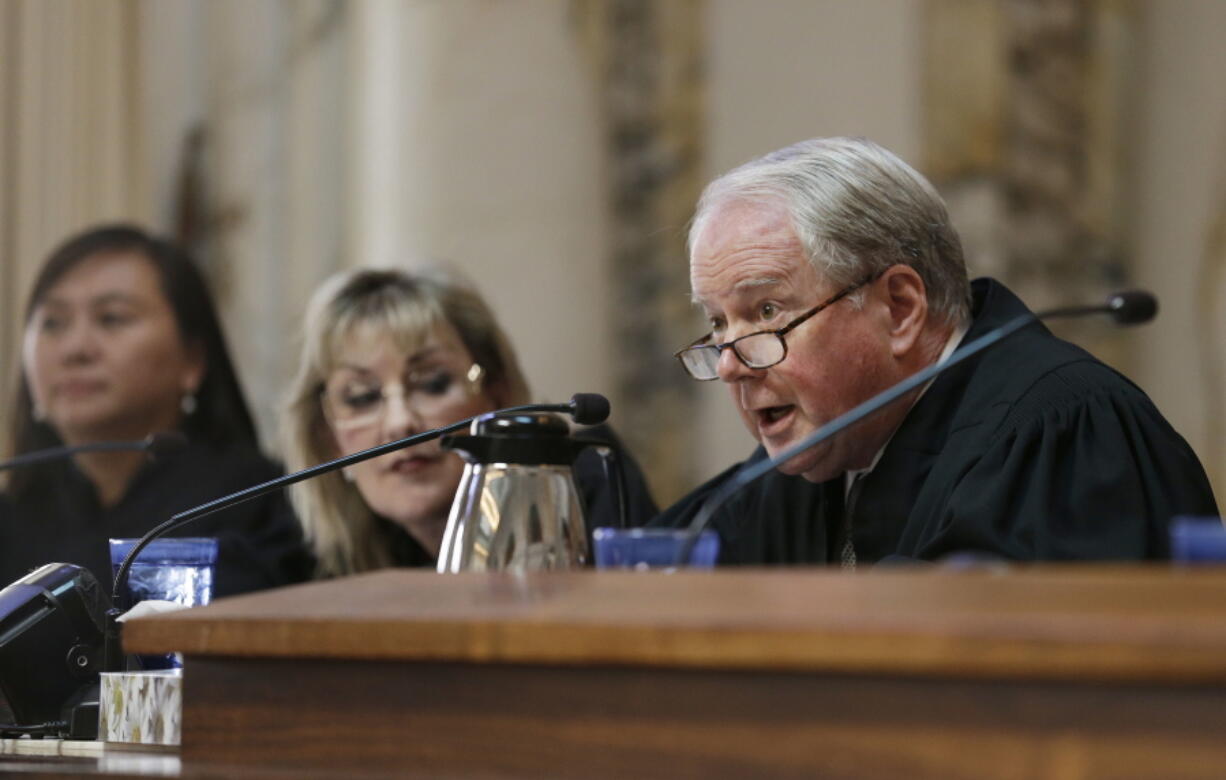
[0,563,110,738]
[0,433,185,738]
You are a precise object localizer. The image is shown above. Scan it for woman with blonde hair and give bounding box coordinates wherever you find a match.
[282,268,655,577]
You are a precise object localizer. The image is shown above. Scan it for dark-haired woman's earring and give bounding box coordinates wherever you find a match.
[32,403,47,422]
[181,393,198,416]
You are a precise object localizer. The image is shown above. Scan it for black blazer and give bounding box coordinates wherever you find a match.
[0,441,312,596]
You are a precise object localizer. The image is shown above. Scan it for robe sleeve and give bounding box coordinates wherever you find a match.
[572,423,659,531]
[919,367,1218,561]
[650,449,836,565]
[647,459,747,562]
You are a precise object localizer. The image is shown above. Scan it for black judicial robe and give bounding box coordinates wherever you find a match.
[0,441,313,595]
[653,278,1218,565]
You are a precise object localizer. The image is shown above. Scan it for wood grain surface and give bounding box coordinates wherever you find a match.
[123,565,1226,683]
[178,657,1226,779]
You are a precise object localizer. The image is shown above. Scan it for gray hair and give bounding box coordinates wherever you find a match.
[280,267,531,577]
[689,137,971,324]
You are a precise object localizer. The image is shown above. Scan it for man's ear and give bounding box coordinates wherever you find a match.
[879,265,929,359]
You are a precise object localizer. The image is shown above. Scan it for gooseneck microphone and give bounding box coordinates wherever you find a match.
[103,393,611,670]
[111,393,609,604]
[0,431,189,472]
[676,291,1159,564]
[567,393,612,426]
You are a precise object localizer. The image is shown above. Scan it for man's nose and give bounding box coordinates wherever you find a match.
[715,344,757,383]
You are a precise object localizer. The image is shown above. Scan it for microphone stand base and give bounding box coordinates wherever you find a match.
[63,683,100,740]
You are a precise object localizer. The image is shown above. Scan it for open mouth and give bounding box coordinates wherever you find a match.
[757,405,795,426]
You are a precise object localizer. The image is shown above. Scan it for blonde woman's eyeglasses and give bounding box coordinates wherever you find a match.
[322,363,485,433]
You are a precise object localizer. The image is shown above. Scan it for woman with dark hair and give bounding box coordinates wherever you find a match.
[0,224,311,596]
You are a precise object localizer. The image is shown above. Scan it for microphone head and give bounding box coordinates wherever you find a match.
[1106,290,1158,325]
[568,393,611,426]
[143,431,189,458]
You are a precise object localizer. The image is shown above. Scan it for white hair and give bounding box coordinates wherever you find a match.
[689,137,971,324]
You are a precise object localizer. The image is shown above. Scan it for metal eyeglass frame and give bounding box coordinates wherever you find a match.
[674,269,885,381]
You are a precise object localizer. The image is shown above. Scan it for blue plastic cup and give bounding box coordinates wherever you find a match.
[109,537,218,608]
[109,538,218,670]
[592,528,720,570]
[109,538,218,607]
[1170,517,1226,563]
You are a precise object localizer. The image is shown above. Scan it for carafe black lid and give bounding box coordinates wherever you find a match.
[442,412,583,465]
[472,413,570,438]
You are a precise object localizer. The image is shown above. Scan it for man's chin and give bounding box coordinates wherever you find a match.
[767,445,837,482]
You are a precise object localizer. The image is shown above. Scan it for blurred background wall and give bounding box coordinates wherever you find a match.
[2,0,1224,508]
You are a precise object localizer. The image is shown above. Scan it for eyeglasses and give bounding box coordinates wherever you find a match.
[321,363,485,433]
[674,270,884,381]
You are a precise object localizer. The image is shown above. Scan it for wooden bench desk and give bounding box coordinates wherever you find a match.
[108,565,1226,778]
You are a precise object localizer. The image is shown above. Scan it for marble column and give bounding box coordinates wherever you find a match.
[575,0,706,504]
[923,0,1134,333]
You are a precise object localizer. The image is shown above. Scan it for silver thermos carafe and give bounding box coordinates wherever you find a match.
[436,412,590,573]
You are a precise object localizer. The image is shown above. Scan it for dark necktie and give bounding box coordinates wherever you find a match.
[841,474,867,570]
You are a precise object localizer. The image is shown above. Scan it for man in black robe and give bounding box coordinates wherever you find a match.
[655,137,1217,566]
